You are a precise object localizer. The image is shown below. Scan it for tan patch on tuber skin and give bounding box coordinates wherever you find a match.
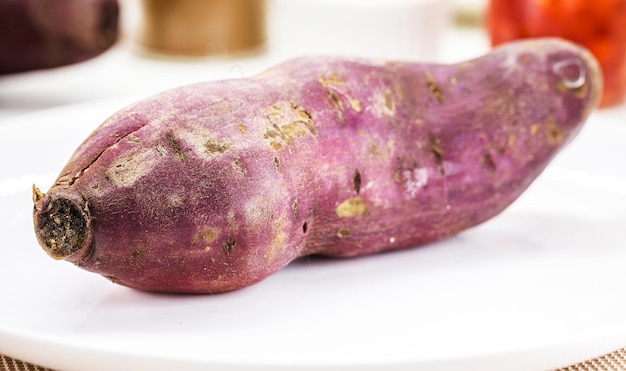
[328,91,345,124]
[530,124,541,135]
[166,133,185,162]
[428,132,445,175]
[237,123,248,136]
[384,90,395,112]
[204,139,232,156]
[336,196,370,217]
[193,226,221,249]
[546,117,564,145]
[425,71,445,103]
[263,101,316,149]
[529,117,563,145]
[265,226,288,262]
[318,73,345,87]
[337,228,351,238]
[348,97,361,112]
[106,149,159,187]
[319,73,361,113]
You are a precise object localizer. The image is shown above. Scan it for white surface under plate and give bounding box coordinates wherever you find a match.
[0,99,625,371]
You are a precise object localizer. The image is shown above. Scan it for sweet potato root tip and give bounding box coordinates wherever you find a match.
[34,196,89,260]
[32,185,44,203]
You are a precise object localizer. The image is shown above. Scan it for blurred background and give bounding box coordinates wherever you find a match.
[0,0,623,120]
[0,0,483,119]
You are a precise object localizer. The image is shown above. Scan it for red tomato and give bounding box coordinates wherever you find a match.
[487,0,626,106]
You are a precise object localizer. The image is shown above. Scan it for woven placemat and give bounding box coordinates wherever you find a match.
[2,349,626,370]
[1,355,53,371]
[555,348,626,371]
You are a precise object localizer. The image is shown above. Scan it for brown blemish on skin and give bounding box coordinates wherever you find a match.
[264,217,289,262]
[264,122,309,144]
[292,198,298,219]
[428,132,445,174]
[318,73,345,87]
[507,133,517,149]
[483,150,497,172]
[237,123,248,136]
[232,159,246,174]
[320,74,361,114]
[292,102,314,124]
[530,124,541,135]
[546,117,563,145]
[222,237,236,254]
[166,133,185,162]
[107,150,159,187]
[328,91,345,124]
[354,169,362,194]
[264,101,316,149]
[425,72,444,103]
[337,228,350,238]
[329,91,343,110]
[371,89,396,117]
[384,90,395,112]
[126,135,141,144]
[154,144,167,156]
[336,196,370,217]
[348,97,361,112]
[367,143,381,157]
[204,140,232,156]
[274,156,280,171]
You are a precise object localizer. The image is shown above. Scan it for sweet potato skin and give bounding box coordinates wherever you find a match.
[0,0,119,74]
[33,38,601,293]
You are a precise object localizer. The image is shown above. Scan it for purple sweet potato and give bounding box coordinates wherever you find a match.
[32,38,601,294]
[0,0,119,74]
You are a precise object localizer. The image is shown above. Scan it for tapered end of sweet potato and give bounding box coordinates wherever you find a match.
[32,185,91,261]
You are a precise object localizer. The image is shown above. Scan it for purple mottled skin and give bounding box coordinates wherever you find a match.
[33,38,601,294]
[0,0,119,74]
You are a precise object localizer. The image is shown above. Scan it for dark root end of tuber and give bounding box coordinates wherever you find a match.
[34,193,90,260]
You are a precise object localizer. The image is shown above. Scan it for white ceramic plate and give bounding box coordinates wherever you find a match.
[1,99,625,371]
